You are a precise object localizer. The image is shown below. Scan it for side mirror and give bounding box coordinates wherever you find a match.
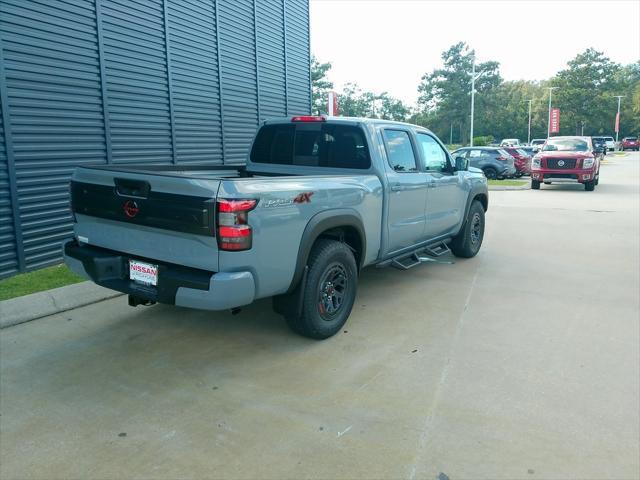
[454,156,468,171]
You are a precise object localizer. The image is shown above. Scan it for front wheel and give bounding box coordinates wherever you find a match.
[585,181,595,191]
[284,239,357,339]
[531,180,541,189]
[450,200,485,258]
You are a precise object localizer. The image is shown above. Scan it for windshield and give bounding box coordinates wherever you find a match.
[542,138,589,152]
[532,140,545,145]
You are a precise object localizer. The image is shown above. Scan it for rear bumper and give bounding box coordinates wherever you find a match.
[63,241,255,310]
[500,165,517,177]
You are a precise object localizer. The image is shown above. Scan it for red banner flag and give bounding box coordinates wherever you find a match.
[550,108,560,134]
[328,91,339,116]
[615,112,620,133]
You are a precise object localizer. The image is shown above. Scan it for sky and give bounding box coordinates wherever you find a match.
[310,0,640,106]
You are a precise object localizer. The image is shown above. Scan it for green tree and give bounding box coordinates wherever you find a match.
[337,83,409,121]
[613,61,640,136]
[416,42,501,144]
[551,48,621,135]
[311,55,333,115]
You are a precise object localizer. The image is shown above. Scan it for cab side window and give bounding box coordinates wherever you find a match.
[417,133,450,173]
[382,130,418,172]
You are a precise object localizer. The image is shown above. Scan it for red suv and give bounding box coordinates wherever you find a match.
[503,147,532,176]
[621,137,639,151]
[531,136,600,191]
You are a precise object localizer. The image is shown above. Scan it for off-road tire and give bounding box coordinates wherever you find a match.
[450,200,485,258]
[284,239,357,339]
[531,180,541,189]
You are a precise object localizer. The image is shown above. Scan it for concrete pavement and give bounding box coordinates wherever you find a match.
[1,153,638,480]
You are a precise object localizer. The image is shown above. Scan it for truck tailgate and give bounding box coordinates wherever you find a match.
[70,166,222,272]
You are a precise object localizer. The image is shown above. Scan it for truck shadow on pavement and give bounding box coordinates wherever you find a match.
[7,259,471,401]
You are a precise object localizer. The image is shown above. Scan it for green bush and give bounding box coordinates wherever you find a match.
[472,135,494,146]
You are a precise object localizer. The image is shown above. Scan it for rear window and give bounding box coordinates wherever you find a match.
[250,123,371,169]
[624,137,637,141]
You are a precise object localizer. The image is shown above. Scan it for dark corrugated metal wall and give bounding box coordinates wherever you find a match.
[0,0,311,278]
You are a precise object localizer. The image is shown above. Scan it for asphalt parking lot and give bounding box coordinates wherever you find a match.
[1,152,638,480]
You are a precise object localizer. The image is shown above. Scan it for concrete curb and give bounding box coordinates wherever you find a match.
[488,183,530,191]
[0,281,124,329]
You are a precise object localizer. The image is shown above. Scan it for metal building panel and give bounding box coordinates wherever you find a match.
[0,90,19,278]
[101,0,173,164]
[218,0,259,164]
[0,0,310,276]
[284,0,311,115]
[166,0,223,165]
[256,0,287,122]
[0,0,106,271]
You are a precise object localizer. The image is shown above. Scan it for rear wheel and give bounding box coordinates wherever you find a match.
[483,167,498,180]
[283,239,357,339]
[531,180,541,189]
[450,200,485,258]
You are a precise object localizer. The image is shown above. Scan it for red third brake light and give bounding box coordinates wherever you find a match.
[291,115,326,122]
[216,199,257,251]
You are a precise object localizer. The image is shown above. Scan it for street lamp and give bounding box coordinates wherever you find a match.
[614,95,624,143]
[526,99,533,144]
[547,86,558,138]
[469,59,486,147]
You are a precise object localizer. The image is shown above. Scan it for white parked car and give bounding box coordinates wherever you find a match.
[603,136,615,151]
[500,138,521,147]
[530,139,546,151]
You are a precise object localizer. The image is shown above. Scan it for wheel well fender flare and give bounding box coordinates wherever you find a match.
[288,209,366,293]
[463,187,489,219]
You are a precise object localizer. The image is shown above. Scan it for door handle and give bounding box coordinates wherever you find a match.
[427,181,437,188]
[390,183,402,192]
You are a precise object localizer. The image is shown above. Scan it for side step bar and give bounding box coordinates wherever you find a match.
[378,241,454,270]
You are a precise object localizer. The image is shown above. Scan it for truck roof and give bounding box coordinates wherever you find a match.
[262,115,435,134]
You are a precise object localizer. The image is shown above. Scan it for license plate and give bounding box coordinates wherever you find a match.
[129,260,158,286]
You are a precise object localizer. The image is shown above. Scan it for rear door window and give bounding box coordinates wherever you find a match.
[251,123,371,169]
[382,130,418,172]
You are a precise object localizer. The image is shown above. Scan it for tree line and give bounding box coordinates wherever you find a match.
[312,42,640,144]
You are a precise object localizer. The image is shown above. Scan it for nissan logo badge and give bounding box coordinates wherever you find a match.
[123,200,139,218]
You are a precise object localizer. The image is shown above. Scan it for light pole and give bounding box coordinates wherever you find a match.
[469,59,485,147]
[526,99,533,144]
[547,86,558,138]
[614,95,624,143]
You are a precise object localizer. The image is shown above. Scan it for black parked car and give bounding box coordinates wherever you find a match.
[592,137,607,160]
[451,147,517,179]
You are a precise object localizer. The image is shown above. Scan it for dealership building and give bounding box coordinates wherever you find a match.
[0,0,311,278]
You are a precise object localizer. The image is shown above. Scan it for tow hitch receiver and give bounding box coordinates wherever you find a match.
[128,295,156,307]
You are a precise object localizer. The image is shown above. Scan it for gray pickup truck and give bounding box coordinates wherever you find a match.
[64,116,488,339]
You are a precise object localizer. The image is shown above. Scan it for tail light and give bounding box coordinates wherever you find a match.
[216,199,257,251]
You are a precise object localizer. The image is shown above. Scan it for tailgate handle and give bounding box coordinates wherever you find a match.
[114,178,150,198]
